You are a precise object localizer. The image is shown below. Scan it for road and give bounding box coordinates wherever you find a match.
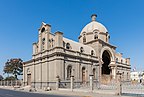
[0,89,79,97]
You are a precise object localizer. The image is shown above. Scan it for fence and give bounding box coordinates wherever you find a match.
[1,78,144,96]
[122,81,144,95]
[58,75,144,96]
[0,80,22,87]
[98,81,117,90]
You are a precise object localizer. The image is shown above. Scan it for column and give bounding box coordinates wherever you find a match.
[23,64,25,86]
[33,60,35,88]
[7,80,8,86]
[56,76,60,90]
[99,58,103,85]
[89,74,94,92]
[70,76,74,91]
[11,80,13,86]
[111,66,116,80]
[46,57,49,87]
[116,73,122,95]
[38,34,42,52]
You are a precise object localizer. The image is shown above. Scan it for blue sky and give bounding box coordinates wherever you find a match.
[0,0,144,77]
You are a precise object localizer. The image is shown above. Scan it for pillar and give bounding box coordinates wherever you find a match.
[33,60,35,88]
[11,80,13,86]
[38,34,42,52]
[23,64,25,86]
[32,43,37,55]
[16,80,17,86]
[7,80,8,86]
[116,73,122,95]
[46,58,49,87]
[70,76,74,91]
[99,58,103,85]
[111,66,116,79]
[56,76,60,90]
[55,31,63,47]
[89,74,94,91]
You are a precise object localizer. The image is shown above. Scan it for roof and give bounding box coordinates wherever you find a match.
[80,21,108,35]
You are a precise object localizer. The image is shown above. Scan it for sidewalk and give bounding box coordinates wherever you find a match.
[0,86,134,97]
[35,89,133,97]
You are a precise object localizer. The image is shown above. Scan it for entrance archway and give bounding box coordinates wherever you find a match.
[101,50,111,84]
[102,50,111,74]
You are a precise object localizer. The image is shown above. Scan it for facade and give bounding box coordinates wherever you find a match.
[23,14,131,89]
[131,71,144,83]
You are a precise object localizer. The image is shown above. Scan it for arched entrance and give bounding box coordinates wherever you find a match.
[102,50,111,74]
[82,67,86,83]
[27,74,31,85]
[67,65,72,79]
[101,50,111,84]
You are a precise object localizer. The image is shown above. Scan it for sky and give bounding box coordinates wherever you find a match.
[0,0,144,77]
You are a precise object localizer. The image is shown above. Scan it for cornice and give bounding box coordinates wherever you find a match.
[85,39,116,49]
[24,47,98,64]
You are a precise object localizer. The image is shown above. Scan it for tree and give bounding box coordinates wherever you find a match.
[3,58,23,79]
[4,76,16,81]
[0,75,3,81]
[4,60,13,77]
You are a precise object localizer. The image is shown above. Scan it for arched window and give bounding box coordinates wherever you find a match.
[121,59,123,63]
[49,38,54,48]
[125,60,127,64]
[91,50,94,55]
[94,34,98,39]
[51,38,54,47]
[41,27,45,32]
[82,67,86,83]
[42,38,45,50]
[127,72,129,80]
[82,32,86,35]
[93,68,96,79]
[108,35,110,39]
[66,43,71,49]
[83,36,86,43]
[116,58,118,63]
[36,45,38,53]
[67,65,72,79]
[63,41,65,48]
[80,47,84,53]
[27,68,30,73]
[122,72,124,81]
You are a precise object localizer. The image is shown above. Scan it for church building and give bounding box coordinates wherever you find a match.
[23,14,131,89]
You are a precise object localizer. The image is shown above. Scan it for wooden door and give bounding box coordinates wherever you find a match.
[27,74,31,85]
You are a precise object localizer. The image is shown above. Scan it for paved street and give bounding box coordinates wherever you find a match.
[0,88,135,97]
[0,89,79,97]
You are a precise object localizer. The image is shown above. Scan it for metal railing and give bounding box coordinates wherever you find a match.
[122,81,144,95]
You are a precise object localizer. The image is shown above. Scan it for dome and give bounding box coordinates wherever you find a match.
[80,14,108,35]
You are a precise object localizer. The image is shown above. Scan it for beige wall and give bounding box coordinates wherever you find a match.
[23,21,131,89]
